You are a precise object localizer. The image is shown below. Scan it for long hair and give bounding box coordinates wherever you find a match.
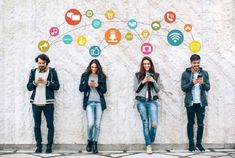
[138,56,156,81]
[86,59,106,78]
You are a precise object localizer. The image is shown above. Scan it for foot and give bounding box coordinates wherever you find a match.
[86,140,92,152]
[146,145,152,154]
[92,141,98,154]
[35,148,42,153]
[188,144,196,152]
[196,144,205,152]
[45,148,52,153]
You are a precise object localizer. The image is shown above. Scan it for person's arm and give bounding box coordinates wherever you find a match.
[201,71,210,91]
[27,69,37,91]
[79,73,90,92]
[97,75,107,94]
[46,69,60,90]
[181,72,194,92]
[152,75,160,93]
[135,73,145,93]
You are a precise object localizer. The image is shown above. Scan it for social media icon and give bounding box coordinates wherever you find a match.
[141,43,153,55]
[184,24,192,32]
[125,32,133,41]
[86,9,94,18]
[49,27,59,36]
[65,8,82,25]
[92,19,102,29]
[151,21,161,31]
[128,19,138,29]
[89,46,101,57]
[189,40,201,53]
[76,36,87,46]
[105,10,115,20]
[63,35,73,44]
[105,28,121,45]
[164,11,176,23]
[167,29,184,46]
[141,30,150,38]
[38,40,50,52]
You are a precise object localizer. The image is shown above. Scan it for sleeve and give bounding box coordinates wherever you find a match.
[97,75,107,94]
[152,74,160,93]
[27,69,37,91]
[201,71,210,91]
[135,73,145,93]
[46,69,60,90]
[181,72,194,92]
[79,73,90,92]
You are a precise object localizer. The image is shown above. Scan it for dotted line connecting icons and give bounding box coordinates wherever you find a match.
[38,9,201,57]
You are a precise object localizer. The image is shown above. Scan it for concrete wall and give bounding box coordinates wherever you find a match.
[0,0,234,147]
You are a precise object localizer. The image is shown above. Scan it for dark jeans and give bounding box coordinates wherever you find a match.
[186,103,205,145]
[32,104,54,146]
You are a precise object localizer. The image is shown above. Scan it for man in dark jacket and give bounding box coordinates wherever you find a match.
[27,54,60,153]
[181,54,210,152]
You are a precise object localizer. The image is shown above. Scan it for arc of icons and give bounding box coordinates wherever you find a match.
[38,9,201,57]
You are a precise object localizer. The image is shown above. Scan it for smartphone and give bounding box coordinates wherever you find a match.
[146,72,152,77]
[197,74,202,78]
[90,80,95,82]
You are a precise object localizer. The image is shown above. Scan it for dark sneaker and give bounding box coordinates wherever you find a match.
[35,148,42,153]
[189,144,196,152]
[45,148,52,153]
[196,144,205,152]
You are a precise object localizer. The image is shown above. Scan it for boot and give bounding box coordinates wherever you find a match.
[92,141,98,154]
[45,144,52,153]
[35,144,42,153]
[86,140,92,152]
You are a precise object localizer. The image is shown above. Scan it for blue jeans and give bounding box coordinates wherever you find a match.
[137,100,158,145]
[86,101,103,142]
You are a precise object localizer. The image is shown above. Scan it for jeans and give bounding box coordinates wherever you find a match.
[32,104,54,146]
[186,103,205,145]
[137,100,158,145]
[86,101,103,142]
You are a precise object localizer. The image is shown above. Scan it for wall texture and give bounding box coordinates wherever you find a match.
[0,0,234,147]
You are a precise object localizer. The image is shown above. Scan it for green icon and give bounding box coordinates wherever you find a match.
[151,21,161,31]
[86,9,94,18]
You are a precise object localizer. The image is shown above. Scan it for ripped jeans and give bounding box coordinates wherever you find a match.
[136,100,158,145]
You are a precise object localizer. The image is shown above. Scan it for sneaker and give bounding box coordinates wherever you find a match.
[146,145,152,154]
[45,148,52,153]
[196,144,205,152]
[188,144,196,152]
[35,148,42,153]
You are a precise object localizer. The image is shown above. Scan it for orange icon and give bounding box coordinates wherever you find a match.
[105,28,121,45]
[105,10,115,20]
[184,24,192,32]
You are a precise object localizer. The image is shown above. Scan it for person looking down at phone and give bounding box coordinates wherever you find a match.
[181,54,210,152]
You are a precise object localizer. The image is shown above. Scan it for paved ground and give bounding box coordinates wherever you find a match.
[0,149,235,158]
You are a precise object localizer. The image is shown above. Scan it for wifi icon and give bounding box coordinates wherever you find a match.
[167,29,184,46]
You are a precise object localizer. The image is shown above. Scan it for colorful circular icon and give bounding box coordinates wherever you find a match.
[184,24,192,32]
[128,19,138,29]
[189,40,201,53]
[49,27,59,37]
[164,11,176,23]
[86,9,94,18]
[38,40,50,52]
[63,34,73,44]
[141,30,150,38]
[141,43,153,55]
[65,8,82,25]
[125,32,133,41]
[89,45,101,57]
[167,29,184,46]
[151,21,161,31]
[105,28,121,45]
[92,19,102,29]
[76,36,87,46]
[105,10,115,20]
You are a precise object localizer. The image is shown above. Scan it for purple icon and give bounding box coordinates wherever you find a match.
[49,27,59,37]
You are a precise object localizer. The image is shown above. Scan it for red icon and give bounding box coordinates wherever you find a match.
[65,8,82,25]
[164,11,176,23]
[49,27,59,36]
[184,24,192,32]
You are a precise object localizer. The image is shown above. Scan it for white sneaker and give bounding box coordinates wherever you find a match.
[146,145,152,154]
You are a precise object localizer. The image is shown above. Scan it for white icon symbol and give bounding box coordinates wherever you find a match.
[90,47,100,56]
[185,26,192,31]
[128,21,137,27]
[40,43,48,50]
[166,13,175,22]
[169,33,182,43]
[108,31,117,42]
[152,23,160,29]
[66,12,81,21]
[142,45,152,53]
[50,28,58,35]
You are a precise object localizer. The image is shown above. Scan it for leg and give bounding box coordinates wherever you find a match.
[195,105,205,151]
[32,104,43,153]
[186,105,196,151]
[86,103,95,143]
[137,101,151,146]
[149,101,158,143]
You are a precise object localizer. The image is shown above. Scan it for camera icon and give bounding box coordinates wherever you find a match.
[141,43,153,55]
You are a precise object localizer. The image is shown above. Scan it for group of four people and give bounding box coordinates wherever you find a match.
[27,54,210,154]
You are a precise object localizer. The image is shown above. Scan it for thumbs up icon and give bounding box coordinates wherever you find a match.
[89,46,101,57]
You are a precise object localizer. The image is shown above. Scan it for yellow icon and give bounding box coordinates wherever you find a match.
[105,10,115,20]
[141,30,150,38]
[38,40,50,52]
[76,36,87,46]
[125,32,133,41]
[189,40,201,53]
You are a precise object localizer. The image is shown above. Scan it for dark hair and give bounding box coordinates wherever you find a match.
[35,54,50,65]
[138,56,156,81]
[190,54,200,62]
[86,59,106,78]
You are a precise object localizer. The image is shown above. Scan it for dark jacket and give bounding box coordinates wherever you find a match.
[79,72,107,111]
[27,67,60,104]
[181,67,210,107]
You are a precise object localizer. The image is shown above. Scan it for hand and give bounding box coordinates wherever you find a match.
[35,78,47,85]
[147,76,155,82]
[198,78,204,84]
[193,79,199,84]
[141,77,148,84]
[89,82,98,87]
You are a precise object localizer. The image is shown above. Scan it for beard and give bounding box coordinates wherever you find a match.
[39,66,47,72]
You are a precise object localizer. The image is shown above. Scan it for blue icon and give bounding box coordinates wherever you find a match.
[92,19,102,29]
[167,29,184,46]
[128,19,138,29]
[89,46,101,57]
[63,34,73,44]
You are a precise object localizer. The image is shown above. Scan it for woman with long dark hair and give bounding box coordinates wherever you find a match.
[135,56,160,154]
[79,59,107,154]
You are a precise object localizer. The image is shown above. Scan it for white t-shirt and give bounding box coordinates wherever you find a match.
[193,73,201,104]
